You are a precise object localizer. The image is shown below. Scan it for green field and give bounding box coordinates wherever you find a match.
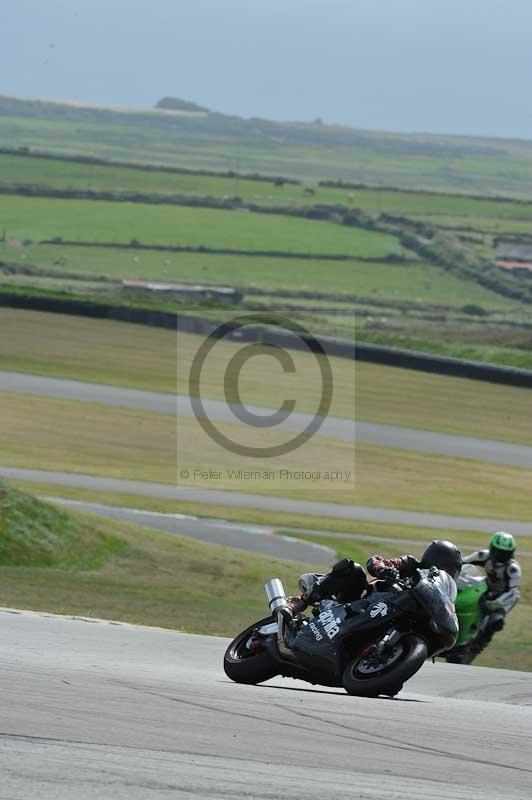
[4,151,532,239]
[1,242,518,310]
[2,144,531,364]
[0,194,402,258]
[0,246,510,309]
[5,102,532,198]
[0,152,265,198]
[4,151,532,227]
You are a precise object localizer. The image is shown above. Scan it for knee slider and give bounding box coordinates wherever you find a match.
[491,614,505,632]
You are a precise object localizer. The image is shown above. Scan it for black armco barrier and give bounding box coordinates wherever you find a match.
[352,341,532,388]
[2,291,532,389]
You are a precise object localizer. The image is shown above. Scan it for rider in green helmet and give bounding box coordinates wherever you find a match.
[447,532,521,663]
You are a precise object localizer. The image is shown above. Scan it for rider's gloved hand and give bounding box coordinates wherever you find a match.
[291,595,308,612]
[379,566,400,583]
[286,596,307,614]
[279,596,307,630]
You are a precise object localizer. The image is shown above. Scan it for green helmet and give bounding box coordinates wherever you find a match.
[490,531,516,562]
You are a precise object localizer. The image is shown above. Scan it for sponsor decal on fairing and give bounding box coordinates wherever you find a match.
[369,601,388,618]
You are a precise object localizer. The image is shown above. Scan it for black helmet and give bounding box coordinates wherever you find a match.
[420,540,462,581]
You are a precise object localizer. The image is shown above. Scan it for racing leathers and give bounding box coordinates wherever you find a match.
[296,558,369,607]
[460,549,521,657]
[293,553,418,613]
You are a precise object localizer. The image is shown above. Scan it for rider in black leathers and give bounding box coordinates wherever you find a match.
[288,541,462,614]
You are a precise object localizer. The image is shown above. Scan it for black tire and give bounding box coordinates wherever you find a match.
[342,634,427,697]
[224,617,279,685]
[445,644,475,665]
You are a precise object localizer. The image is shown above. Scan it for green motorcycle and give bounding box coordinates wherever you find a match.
[445,564,487,664]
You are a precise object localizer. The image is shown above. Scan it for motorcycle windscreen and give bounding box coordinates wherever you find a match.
[412,570,459,645]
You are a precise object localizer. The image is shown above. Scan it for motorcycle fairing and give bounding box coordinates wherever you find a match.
[411,571,459,650]
[290,591,406,677]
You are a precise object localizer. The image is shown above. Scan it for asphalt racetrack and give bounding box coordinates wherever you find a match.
[2,370,532,468]
[37,497,532,560]
[43,496,338,564]
[1,609,531,800]
[2,466,532,537]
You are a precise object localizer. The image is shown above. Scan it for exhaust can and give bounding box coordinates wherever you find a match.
[264,578,288,613]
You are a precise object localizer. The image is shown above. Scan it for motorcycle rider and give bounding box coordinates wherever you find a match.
[366,539,462,585]
[446,532,521,663]
[289,540,462,614]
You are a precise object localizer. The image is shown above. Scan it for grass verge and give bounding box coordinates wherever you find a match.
[357,329,532,372]
[0,482,318,636]
[0,479,127,568]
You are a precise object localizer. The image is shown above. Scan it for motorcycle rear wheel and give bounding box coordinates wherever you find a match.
[224,616,279,685]
[342,634,427,697]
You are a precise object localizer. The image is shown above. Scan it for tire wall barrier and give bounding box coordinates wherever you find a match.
[3,291,532,389]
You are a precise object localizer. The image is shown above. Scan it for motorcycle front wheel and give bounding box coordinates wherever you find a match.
[224,616,279,685]
[342,634,427,697]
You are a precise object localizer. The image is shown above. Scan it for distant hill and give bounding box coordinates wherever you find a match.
[2,93,532,197]
[0,94,503,156]
[155,97,209,113]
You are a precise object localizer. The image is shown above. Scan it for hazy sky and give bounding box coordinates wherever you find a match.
[3,0,532,139]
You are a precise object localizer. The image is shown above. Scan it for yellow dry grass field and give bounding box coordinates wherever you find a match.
[2,392,532,519]
[2,309,532,444]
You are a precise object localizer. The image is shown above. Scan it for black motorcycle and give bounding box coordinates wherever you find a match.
[224,568,459,697]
